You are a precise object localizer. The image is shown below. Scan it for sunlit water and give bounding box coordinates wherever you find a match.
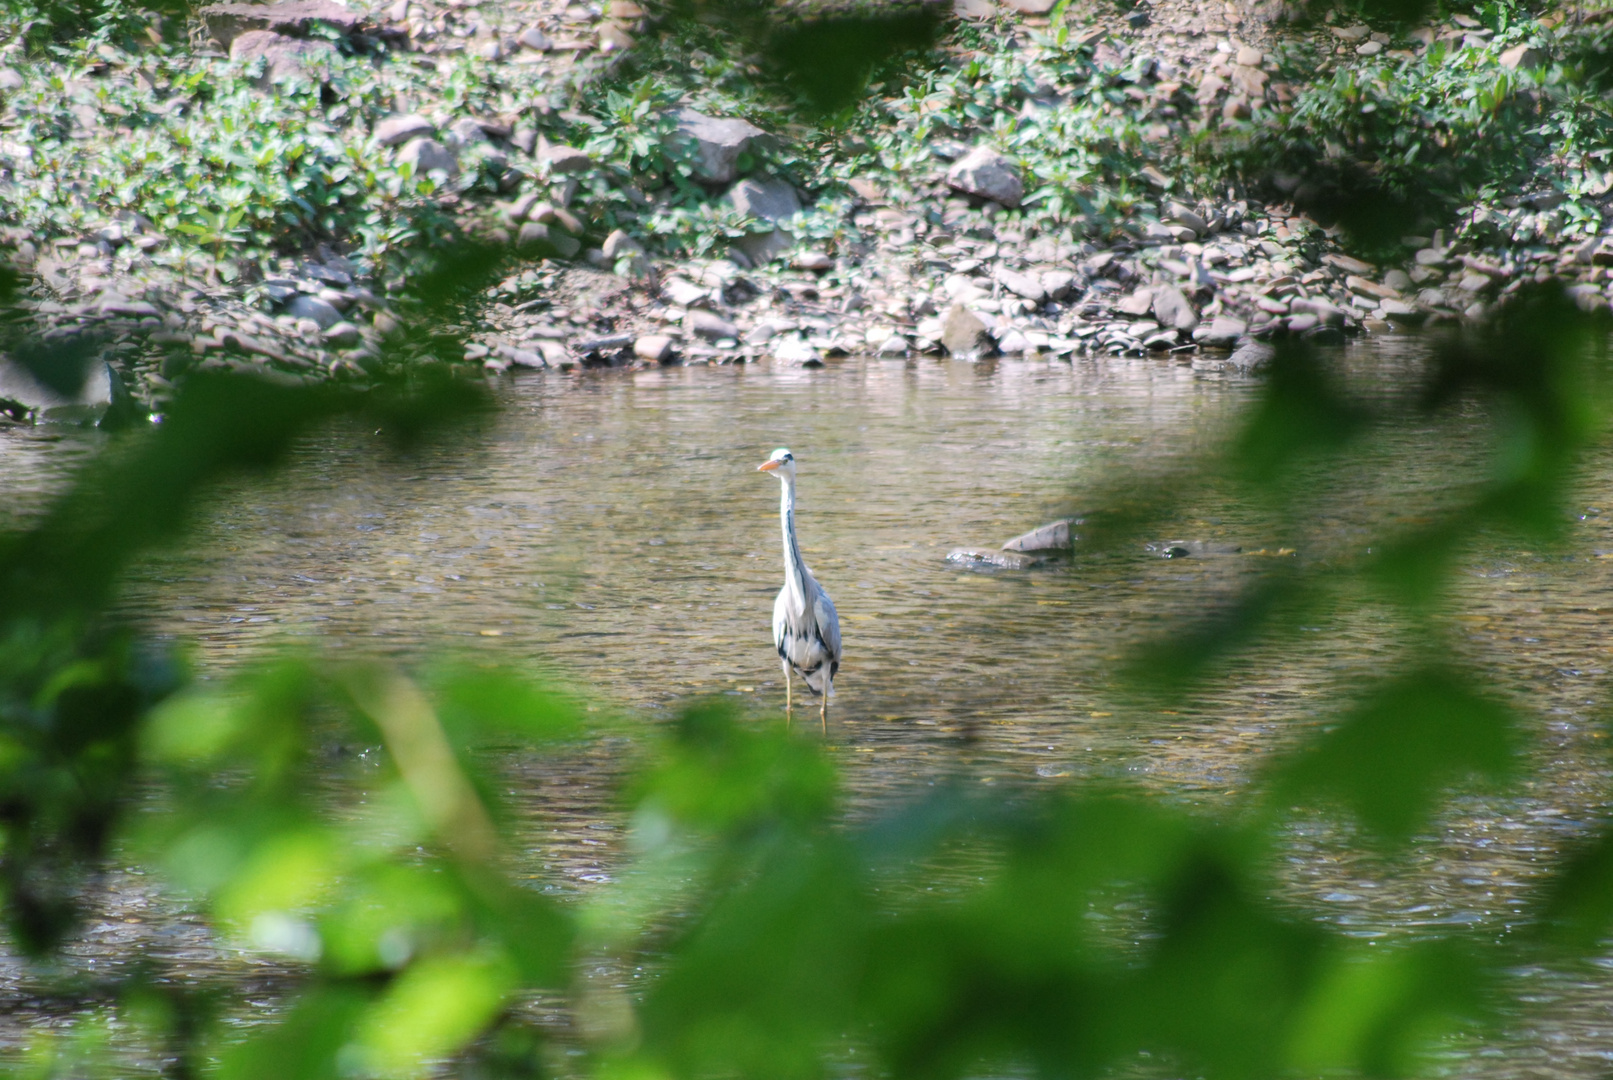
[6,344,1613,1075]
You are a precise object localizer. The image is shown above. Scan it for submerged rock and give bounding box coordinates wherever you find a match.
[1002,517,1080,552]
[946,548,1043,570]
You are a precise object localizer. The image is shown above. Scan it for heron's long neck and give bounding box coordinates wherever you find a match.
[779,477,808,600]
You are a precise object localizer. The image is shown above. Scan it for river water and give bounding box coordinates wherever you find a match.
[6,343,1613,1075]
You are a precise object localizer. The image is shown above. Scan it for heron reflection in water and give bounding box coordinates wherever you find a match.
[757,448,842,733]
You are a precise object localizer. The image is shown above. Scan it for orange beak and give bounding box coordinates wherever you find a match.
[758,460,781,472]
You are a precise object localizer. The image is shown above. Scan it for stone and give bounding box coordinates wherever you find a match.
[946,146,1023,207]
[672,108,767,185]
[230,30,336,81]
[686,309,738,341]
[1002,518,1078,552]
[773,336,822,366]
[1333,24,1370,40]
[1290,296,1347,326]
[200,0,359,49]
[1285,313,1319,334]
[1499,43,1547,69]
[1192,316,1247,348]
[1382,268,1414,293]
[1228,340,1275,371]
[445,117,486,148]
[942,304,993,359]
[374,113,432,148]
[1116,289,1156,316]
[946,548,1041,570]
[1151,285,1198,332]
[878,334,909,356]
[1346,274,1399,299]
[997,329,1030,354]
[663,277,708,307]
[1356,40,1383,56]
[1003,0,1056,11]
[0,68,22,91]
[793,251,834,273]
[1041,270,1077,300]
[538,138,591,173]
[727,177,801,265]
[517,222,579,258]
[287,293,341,329]
[1378,299,1427,325]
[1323,252,1374,275]
[397,137,458,177]
[1413,247,1447,266]
[995,267,1046,303]
[323,320,362,347]
[1166,203,1207,236]
[602,229,645,263]
[1457,270,1494,292]
[634,334,673,362]
[1235,44,1263,66]
[518,25,550,49]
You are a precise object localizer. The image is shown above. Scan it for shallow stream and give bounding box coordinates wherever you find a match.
[7,343,1613,1075]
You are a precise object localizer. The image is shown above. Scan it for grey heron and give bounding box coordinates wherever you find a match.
[758,448,842,733]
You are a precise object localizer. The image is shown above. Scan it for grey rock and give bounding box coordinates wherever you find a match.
[602,229,645,265]
[287,293,342,329]
[877,334,909,356]
[1382,268,1414,294]
[942,304,993,359]
[200,0,359,49]
[996,266,1046,302]
[726,177,801,224]
[1146,540,1244,558]
[0,67,24,91]
[997,329,1030,354]
[397,137,458,177]
[1228,340,1275,371]
[1192,316,1247,348]
[737,231,793,265]
[1041,270,1077,300]
[793,250,834,273]
[727,177,800,265]
[945,146,1024,207]
[323,320,362,347]
[1285,313,1319,334]
[538,138,591,174]
[1289,296,1346,326]
[510,127,536,154]
[1151,285,1198,332]
[517,222,580,258]
[634,334,673,362]
[231,30,336,81]
[773,335,822,366]
[445,117,487,148]
[686,309,738,342]
[1379,299,1428,326]
[946,548,1042,570]
[517,25,550,49]
[672,108,767,185]
[1002,518,1078,552]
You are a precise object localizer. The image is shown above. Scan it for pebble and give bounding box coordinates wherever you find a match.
[287,293,342,329]
[634,334,673,362]
[686,309,738,342]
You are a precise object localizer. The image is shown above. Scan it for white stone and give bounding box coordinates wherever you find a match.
[945,146,1024,207]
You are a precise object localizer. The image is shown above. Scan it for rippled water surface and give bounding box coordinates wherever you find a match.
[7,344,1613,1074]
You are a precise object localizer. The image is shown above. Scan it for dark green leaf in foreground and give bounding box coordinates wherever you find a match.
[1264,667,1521,843]
[764,7,947,116]
[1534,825,1613,952]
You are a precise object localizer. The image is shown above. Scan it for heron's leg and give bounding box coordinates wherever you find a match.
[820,691,827,736]
[785,667,792,726]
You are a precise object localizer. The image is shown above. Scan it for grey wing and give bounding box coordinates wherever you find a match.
[812,582,842,665]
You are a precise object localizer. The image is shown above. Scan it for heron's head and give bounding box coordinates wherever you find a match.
[757,448,796,479]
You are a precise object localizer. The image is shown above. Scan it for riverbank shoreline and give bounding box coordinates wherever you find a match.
[0,0,1606,419]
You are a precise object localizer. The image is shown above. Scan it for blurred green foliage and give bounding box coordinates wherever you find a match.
[6,2,1613,1075]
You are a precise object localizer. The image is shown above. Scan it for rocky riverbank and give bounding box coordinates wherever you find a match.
[0,0,1605,419]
